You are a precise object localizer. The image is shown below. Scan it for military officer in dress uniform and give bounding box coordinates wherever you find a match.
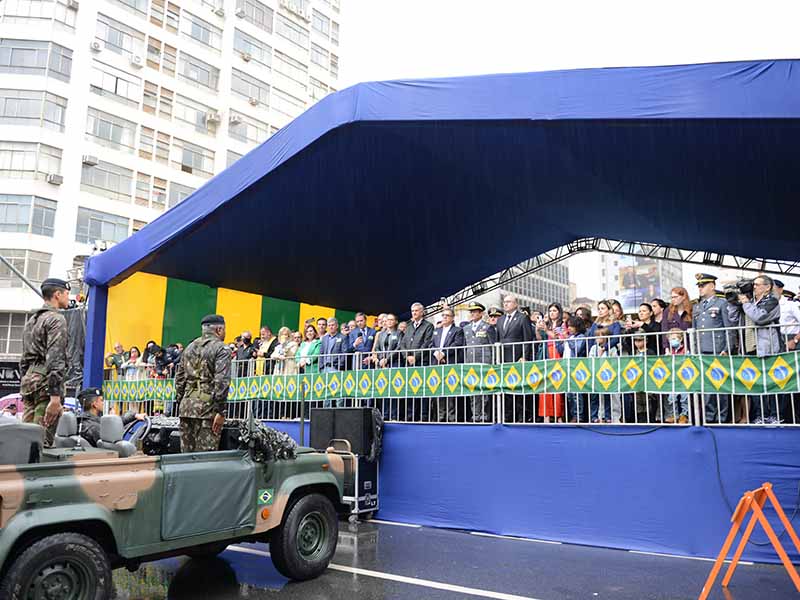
[19,278,71,446]
[692,273,735,423]
[463,302,498,422]
[175,314,232,452]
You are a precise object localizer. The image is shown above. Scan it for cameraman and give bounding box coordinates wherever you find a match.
[726,274,786,424]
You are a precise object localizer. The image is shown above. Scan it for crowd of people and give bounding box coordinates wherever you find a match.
[105,272,800,425]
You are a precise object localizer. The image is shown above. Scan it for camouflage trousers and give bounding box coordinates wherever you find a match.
[22,389,58,447]
[180,417,221,452]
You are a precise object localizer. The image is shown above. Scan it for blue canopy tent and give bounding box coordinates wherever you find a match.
[84,60,800,564]
[85,59,800,385]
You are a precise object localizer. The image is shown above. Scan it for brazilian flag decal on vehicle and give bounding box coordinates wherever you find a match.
[258,488,274,505]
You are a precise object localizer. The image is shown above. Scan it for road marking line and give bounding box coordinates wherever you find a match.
[629,550,754,565]
[470,532,562,545]
[229,545,541,600]
[368,519,422,528]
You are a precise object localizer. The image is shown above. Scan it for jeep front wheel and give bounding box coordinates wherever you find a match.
[0,532,112,600]
[269,493,338,581]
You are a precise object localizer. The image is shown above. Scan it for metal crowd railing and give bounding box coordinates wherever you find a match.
[100,322,800,427]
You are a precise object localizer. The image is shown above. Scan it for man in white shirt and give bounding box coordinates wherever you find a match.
[775,281,800,350]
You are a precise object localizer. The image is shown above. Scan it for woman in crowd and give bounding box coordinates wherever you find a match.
[587,300,622,351]
[622,302,660,355]
[557,316,588,422]
[121,346,145,381]
[271,327,299,375]
[650,298,667,325]
[575,306,593,332]
[661,287,692,351]
[297,324,321,374]
[536,302,565,423]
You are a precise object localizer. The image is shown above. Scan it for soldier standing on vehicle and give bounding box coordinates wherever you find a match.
[175,314,232,452]
[19,278,70,446]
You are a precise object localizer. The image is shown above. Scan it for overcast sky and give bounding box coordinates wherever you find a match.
[337,1,800,296]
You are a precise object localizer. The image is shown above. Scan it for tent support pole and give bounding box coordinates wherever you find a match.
[83,284,108,388]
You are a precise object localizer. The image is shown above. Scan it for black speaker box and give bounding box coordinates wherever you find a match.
[310,408,374,455]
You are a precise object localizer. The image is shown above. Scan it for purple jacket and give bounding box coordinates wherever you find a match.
[661,310,691,349]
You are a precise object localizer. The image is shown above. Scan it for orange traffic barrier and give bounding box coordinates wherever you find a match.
[699,482,800,600]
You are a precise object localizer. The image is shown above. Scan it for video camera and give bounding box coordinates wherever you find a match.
[723,278,754,304]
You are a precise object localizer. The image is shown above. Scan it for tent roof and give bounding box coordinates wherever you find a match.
[85,59,800,314]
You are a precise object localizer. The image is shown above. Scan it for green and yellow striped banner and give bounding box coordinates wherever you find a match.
[103,352,800,403]
[105,272,374,354]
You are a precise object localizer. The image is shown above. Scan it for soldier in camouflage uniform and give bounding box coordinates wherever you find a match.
[19,278,71,446]
[175,314,232,452]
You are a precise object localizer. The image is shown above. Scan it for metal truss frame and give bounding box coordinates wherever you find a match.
[427,237,800,315]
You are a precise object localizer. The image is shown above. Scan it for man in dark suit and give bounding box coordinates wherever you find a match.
[400,302,434,421]
[347,312,376,369]
[319,317,348,408]
[496,295,533,423]
[431,308,465,422]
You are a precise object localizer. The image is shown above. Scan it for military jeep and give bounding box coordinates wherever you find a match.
[0,414,352,600]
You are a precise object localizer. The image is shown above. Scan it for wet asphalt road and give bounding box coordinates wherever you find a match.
[112,520,798,600]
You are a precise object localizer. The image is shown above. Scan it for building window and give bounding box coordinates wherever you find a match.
[271,88,305,118]
[90,62,141,107]
[233,29,271,69]
[109,0,148,18]
[95,14,145,60]
[310,43,327,68]
[167,181,194,208]
[80,160,133,203]
[231,69,269,106]
[226,150,243,168]
[175,94,216,134]
[152,177,167,209]
[0,194,56,236]
[146,37,176,75]
[75,207,129,244]
[331,21,339,45]
[237,0,273,34]
[0,0,77,29]
[275,14,309,48]
[156,131,171,163]
[229,110,269,144]
[0,311,27,354]
[143,84,175,119]
[139,126,154,159]
[329,53,338,78]
[171,139,213,177]
[86,107,137,153]
[0,250,51,289]
[132,219,147,233]
[182,11,222,51]
[150,0,164,26]
[274,50,307,90]
[311,9,329,37]
[168,182,194,208]
[309,77,328,100]
[0,142,61,180]
[135,172,150,206]
[0,89,67,131]
[178,52,219,91]
[0,39,72,82]
[165,2,180,32]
